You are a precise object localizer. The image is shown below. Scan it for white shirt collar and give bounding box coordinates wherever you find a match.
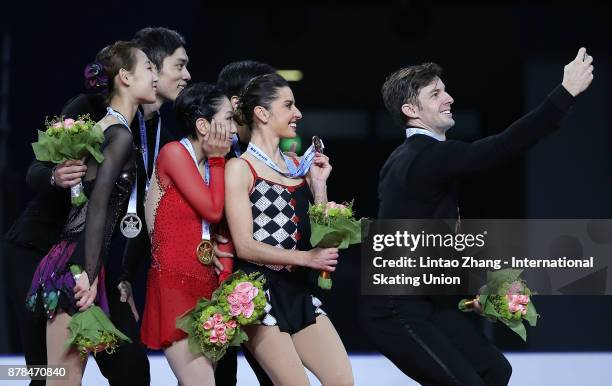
[405,127,445,142]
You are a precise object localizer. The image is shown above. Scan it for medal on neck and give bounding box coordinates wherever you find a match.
[246,136,324,178]
[180,137,214,265]
[120,179,142,238]
[106,107,143,239]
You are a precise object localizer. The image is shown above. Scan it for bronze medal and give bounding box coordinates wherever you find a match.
[196,239,214,265]
[312,136,324,154]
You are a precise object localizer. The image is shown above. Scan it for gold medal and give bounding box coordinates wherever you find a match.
[196,239,214,265]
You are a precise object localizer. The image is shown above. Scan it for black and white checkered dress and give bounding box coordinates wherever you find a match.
[236,158,326,334]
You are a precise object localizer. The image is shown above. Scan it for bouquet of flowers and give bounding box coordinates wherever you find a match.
[308,201,362,290]
[32,115,104,205]
[176,271,267,361]
[459,269,539,341]
[64,265,131,357]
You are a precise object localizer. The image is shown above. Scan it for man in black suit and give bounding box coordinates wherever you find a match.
[359,48,593,385]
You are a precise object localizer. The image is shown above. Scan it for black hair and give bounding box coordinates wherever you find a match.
[132,27,186,71]
[174,82,226,138]
[235,73,289,129]
[381,62,443,126]
[217,60,276,98]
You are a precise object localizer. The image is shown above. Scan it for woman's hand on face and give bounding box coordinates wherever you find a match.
[202,119,232,159]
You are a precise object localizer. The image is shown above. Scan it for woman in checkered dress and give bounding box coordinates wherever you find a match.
[225,74,354,386]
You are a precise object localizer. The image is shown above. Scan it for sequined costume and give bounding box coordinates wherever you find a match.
[235,158,325,335]
[26,124,136,318]
[140,141,225,349]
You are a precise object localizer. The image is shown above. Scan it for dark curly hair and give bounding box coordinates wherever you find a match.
[235,73,289,129]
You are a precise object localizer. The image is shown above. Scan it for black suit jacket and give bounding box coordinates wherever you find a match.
[5,160,71,254]
[378,85,575,220]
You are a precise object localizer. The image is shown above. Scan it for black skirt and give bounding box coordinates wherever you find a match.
[236,260,326,335]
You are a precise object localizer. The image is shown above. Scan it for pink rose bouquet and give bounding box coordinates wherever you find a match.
[459,269,539,341]
[176,271,266,361]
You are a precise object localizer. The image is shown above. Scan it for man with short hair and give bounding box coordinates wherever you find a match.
[360,48,593,385]
[217,60,277,146]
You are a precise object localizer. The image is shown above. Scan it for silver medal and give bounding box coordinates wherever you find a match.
[120,213,142,238]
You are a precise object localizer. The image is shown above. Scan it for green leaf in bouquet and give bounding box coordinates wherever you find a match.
[485,269,524,293]
[176,297,215,355]
[500,317,527,341]
[228,327,249,347]
[310,223,342,248]
[480,294,502,322]
[32,131,68,163]
[334,217,362,244]
[85,143,104,163]
[65,305,132,356]
[523,299,539,327]
[310,223,357,249]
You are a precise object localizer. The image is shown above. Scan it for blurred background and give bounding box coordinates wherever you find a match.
[1,0,611,358]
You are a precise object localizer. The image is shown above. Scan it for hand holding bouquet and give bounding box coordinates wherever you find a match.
[459,269,539,341]
[65,266,131,357]
[177,271,267,361]
[308,200,362,290]
[32,115,104,205]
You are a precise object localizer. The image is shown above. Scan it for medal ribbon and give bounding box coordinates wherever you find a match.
[106,107,138,217]
[246,139,324,178]
[137,110,161,191]
[180,137,211,241]
[231,133,242,157]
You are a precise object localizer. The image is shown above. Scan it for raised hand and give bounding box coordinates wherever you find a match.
[307,153,332,184]
[562,47,594,97]
[202,118,232,159]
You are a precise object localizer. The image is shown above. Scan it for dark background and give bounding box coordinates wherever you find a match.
[1,1,611,353]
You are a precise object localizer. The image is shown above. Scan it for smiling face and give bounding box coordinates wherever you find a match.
[263,86,302,138]
[405,77,454,133]
[128,49,158,104]
[156,46,191,102]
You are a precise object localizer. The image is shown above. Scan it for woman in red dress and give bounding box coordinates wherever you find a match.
[141,82,235,385]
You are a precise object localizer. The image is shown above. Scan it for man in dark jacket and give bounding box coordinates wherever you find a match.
[360,48,593,386]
